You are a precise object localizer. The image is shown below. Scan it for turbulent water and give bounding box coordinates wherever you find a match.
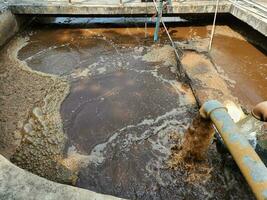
[2,16,265,199]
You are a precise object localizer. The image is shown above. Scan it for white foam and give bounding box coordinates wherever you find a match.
[86,107,190,165]
[96,67,106,74]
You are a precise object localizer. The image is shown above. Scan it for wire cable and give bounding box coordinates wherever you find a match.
[208,0,220,51]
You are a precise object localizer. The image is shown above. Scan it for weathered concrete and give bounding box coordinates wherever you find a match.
[0,155,124,200]
[7,0,231,15]
[230,0,267,37]
[4,0,267,36]
[0,5,19,47]
[0,3,30,47]
[181,51,246,122]
[181,52,236,105]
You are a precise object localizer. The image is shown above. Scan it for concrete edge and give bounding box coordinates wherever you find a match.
[0,155,125,200]
[6,1,266,37]
[8,1,231,15]
[230,3,267,37]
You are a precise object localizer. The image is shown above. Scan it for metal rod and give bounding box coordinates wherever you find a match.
[208,0,219,52]
[145,20,148,38]
[145,0,148,38]
[152,0,182,55]
[154,0,163,42]
[201,100,267,200]
[152,0,183,74]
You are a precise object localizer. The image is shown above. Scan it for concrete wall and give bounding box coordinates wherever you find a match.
[7,1,231,15]
[230,4,267,37]
[5,1,267,37]
[0,4,27,47]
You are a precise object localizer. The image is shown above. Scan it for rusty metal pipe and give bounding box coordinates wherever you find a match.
[200,100,267,200]
[252,101,267,122]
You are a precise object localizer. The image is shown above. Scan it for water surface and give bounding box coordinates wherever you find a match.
[16,17,258,199]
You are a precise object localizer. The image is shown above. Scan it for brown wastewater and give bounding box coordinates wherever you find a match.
[0,16,266,199]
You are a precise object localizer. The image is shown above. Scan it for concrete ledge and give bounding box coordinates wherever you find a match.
[230,4,267,37]
[170,1,231,14]
[6,0,267,36]
[8,1,231,15]
[181,51,239,106]
[181,51,245,122]
[0,155,124,200]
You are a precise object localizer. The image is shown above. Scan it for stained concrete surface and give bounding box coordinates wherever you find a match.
[181,51,240,106]
[0,5,20,47]
[6,0,232,16]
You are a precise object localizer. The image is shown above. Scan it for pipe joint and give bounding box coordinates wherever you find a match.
[200,100,267,200]
[200,100,227,119]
